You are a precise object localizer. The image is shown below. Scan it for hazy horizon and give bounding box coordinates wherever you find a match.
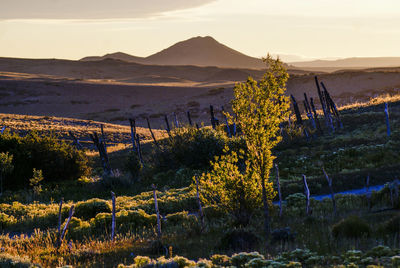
[1,0,400,60]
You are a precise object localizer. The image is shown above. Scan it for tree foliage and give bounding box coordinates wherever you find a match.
[199,147,265,226]
[199,56,289,228]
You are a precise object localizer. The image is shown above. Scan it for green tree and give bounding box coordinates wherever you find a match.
[199,56,289,236]
[231,55,290,238]
[0,152,14,195]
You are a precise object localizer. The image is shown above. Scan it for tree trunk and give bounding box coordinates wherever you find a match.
[261,176,270,242]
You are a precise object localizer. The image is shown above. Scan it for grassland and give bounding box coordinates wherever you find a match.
[0,94,399,267]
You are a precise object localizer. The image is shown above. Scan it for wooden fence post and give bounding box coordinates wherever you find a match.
[100,124,108,154]
[195,176,205,232]
[59,205,75,248]
[310,98,323,134]
[135,134,144,165]
[164,115,171,137]
[315,76,328,126]
[90,132,112,176]
[275,164,283,218]
[152,184,162,239]
[385,102,391,137]
[111,191,116,241]
[129,118,137,152]
[210,105,216,129]
[290,95,303,125]
[186,111,193,126]
[68,131,83,150]
[303,93,316,131]
[302,175,310,216]
[146,117,159,149]
[322,168,337,216]
[173,112,179,129]
[57,198,64,248]
[320,82,342,129]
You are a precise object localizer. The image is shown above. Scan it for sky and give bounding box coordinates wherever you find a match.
[0,0,400,61]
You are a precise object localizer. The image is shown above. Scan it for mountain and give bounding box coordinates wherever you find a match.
[80,52,145,63]
[289,57,400,68]
[80,36,265,69]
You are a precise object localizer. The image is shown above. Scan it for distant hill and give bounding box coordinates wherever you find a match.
[81,52,145,63]
[80,36,266,69]
[289,57,400,68]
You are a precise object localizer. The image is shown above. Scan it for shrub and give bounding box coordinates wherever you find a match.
[153,127,245,171]
[199,148,267,226]
[116,209,156,231]
[133,256,151,267]
[0,131,90,189]
[124,151,142,180]
[332,215,371,239]
[74,198,111,220]
[210,254,230,266]
[0,212,16,230]
[230,252,264,267]
[64,217,91,239]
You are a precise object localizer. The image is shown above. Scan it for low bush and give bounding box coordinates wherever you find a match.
[153,127,245,171]
[0,131,90,189]
[332,215,371,239]
[74,198,112,220]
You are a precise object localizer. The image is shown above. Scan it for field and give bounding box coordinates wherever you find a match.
[0,90,399,267]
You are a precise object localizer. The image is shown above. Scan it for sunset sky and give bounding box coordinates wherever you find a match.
[1,0,399,61]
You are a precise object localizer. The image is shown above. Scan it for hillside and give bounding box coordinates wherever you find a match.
[290,56,400,69]
[80,36,266,69]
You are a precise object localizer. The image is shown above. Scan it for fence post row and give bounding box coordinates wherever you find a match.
[146,117,159,149]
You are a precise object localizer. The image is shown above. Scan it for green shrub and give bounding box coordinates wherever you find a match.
[332,215,371,239]
[0,212,16,230]
[365,245,394,258]
[153,127,245,171]
[133,256,151,267]
[74,198,111,220]
[0,131,90,189]
[64,217,91,239]
[378,214,400,235]
[210,254,230,266]
[230,252,264,267]
[116,209,156,231]
[124,151,142,180]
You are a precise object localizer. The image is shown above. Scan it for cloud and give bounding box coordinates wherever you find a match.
[0,0,217,20]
